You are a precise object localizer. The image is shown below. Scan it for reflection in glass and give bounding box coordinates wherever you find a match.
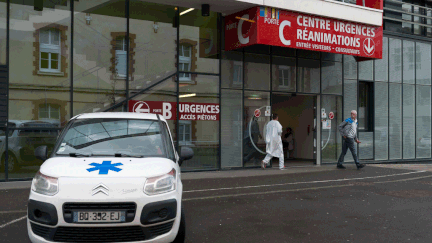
[179,7,219,74]
[179,75,219,170]
[0,0,5,64]
[321,95,342,163]
[343,55,357,80]
[132,78,177,152]
[9,0,70,179]
[358,132,373,160]
[243,91,270,167]
[297,59,320,93]
[221,90,242,168]
[375,82,388,160]
[389,38,402,83]
[403,40,415,84]
[73,0,126,115]
[321,53,342,62]
[359,60,373,81]
[375,37,388,82]
[2,121,59,177]
[417,85,431,158]
[244,54,270,90]
[129,0,177,97]
[321,61,342,95]
[389,83,402,159]
[272,57,295,92]
[222,51,242,89]
[403,84,415,159]
[416,42,431,85]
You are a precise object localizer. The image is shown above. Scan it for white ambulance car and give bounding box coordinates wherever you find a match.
[27,112,193,243]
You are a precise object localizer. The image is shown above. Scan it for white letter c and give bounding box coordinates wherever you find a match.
[279,20,291,46]
[238,14,250,45]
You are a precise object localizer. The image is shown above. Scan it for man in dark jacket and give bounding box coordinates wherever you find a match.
[337,110,366,170]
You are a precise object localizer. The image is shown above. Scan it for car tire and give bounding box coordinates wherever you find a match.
[172,206,185,243]
[1,152,19,172]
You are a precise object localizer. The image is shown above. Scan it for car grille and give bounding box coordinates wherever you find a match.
[63,202,136,210]
[53,226,146,242]
[31,222,53,239]
[148,221,175,238]
[31,220,175,242]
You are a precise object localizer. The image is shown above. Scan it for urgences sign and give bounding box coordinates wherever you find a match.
[225,7,383,59]
[129,100,220,121]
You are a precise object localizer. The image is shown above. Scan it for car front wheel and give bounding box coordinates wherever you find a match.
[172,206,185,243]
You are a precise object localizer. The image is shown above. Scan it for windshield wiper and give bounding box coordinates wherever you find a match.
[114,153,144,158]
[68,152,143,158]
[69,152,91,157]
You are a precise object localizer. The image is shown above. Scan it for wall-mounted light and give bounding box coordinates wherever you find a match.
[248,95,262,100]
[180,8,195,16]
[202,4,210,17]
[153,21,159,33]
[85,13,92,25]
[179,93,196,98]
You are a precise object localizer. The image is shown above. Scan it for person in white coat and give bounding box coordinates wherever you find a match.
[262,113,285,170]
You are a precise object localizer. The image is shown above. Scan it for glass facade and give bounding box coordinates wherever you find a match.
[1,0,432,180]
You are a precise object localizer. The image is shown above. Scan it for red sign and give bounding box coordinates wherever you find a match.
[129,100,220,121]
[225,7,383,59]
[254,109,261,118]
[329,112,334,120]
[357,0,383,10]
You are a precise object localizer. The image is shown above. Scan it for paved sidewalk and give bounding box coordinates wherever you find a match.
[2,163,432,190]
[181,163,336,180]
[0,164,336,190]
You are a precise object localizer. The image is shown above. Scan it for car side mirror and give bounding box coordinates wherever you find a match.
[35,146,48,161]
[179,147,193,166]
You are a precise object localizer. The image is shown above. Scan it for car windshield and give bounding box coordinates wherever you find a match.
[56,118,168,158]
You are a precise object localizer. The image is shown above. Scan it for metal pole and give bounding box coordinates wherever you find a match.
[175,7,180,153]
[5,0,9,180]
[218,13,222,170]
[70,0,74,118]
[125,0,130,112]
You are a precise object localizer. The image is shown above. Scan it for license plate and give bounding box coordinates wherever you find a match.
[73,211,126,223]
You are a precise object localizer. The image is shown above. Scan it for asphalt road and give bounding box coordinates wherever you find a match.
[2,165,432,242]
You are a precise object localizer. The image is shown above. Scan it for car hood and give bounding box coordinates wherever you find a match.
[40,157,175,178]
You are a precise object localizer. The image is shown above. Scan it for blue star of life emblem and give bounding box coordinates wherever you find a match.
[87,161,123,175]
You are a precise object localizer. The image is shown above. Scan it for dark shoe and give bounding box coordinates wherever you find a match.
[356,164,366,170]
[337,164,346,169]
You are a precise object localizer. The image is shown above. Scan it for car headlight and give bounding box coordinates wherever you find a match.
[144,169,176,196]
[31,171,59,196]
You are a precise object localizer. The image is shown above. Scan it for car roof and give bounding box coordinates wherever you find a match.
[73,112,166,122]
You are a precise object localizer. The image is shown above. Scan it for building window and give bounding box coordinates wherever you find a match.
[39,28,61,73]
[179,121,192,145]
[278,66,291,87]
[114,37,127,78]
[359,81,373,131]
[233,61,242,85]
[39,104,60,120]
[110,32,136,81]
[179,44,192,81]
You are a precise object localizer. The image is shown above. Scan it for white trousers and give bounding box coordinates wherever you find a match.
[263,154,284,169]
